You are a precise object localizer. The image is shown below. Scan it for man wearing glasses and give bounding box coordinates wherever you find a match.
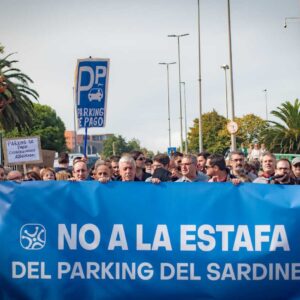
[229,151,254,182]
[176,155,208,182]
[270,159,295,185]
[205,154,240,184]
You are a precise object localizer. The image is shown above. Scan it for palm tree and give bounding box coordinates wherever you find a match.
[0,46,38,131]
[261,99,300,153]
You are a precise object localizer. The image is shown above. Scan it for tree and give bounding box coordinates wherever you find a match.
[102,134,147,158]
[102,135,129,158]
[188,111,268,154]
[0,45,38,131]
[126,138,141,152]
[5,103,66,152]
[188,110,229,154]
[235,114,268,146]
[261,99,300,153]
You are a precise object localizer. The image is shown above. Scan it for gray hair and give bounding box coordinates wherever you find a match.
[119,155,136,168]
[94,159,107,170]
[262,152,276,161]
[182,154,197,166]
[229,151,245,160]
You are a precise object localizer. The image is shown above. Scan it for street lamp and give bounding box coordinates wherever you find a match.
[180,81,188,153]
[159,62,176,148]
[263,89,268,121]
[226,0,236,151]
[72,86,78,152]
[220,65,230,119]
[197,0,204,152]
[284,17,300,28]
[168,33,189,151]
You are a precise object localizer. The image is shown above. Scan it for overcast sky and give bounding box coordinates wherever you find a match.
[1,0,299,152]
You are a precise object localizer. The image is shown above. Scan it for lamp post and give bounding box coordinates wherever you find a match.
[180,81,188,153]
[168,33,189,151]
[197,0,204,152]
[284,17,300,28]
[263,89,268,121]
[226,0,236,151]
[72,86,78,152]
[159,62,176,148]
[112,141,116,155]
[220,65,230,119]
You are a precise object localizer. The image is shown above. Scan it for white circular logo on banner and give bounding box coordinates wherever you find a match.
[20,224,46,250]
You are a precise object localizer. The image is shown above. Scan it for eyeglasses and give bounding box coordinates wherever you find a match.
[181,162,192,167]
[293,164,300,168]
[137,157,145,161]
[232,158,244,162]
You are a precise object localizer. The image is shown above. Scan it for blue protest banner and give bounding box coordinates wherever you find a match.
[75,58,109,128]
[0,182,300,299]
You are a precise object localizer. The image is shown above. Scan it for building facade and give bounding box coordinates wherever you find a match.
[64,131,112,154]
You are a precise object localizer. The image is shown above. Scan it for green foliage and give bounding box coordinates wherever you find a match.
[235,114,268,146]
[188,111,268,154]
[188,110,229,154]
[4,103,66,152]
[126,138,141,152]
[102,135,128,157]
[102,134,144,158]
[141,148,155,159]
[261,99,300,153]
[0,45,38,131]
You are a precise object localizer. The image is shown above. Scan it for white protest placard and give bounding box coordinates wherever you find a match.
[3,136,43,165]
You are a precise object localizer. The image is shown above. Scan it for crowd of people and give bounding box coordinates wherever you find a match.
[0,146,299,185]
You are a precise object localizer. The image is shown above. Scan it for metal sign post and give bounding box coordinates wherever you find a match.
[74,58,109,155]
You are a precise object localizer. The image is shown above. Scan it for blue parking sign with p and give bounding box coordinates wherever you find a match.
[75,58,109,128]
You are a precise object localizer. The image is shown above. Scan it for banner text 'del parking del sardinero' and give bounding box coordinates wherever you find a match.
[0,182,300,299]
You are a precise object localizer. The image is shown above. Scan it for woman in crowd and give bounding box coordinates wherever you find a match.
[41,167,56,181]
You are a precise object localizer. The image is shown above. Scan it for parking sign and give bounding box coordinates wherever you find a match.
[75,58,110,128]
[167,147,176,156]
